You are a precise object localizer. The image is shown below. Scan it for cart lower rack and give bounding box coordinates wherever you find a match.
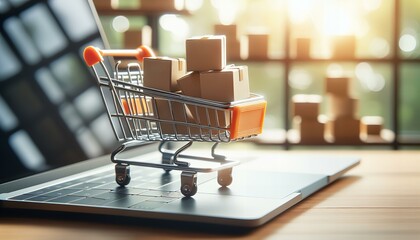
[84,46,267,197]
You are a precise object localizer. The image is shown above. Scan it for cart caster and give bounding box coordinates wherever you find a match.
[180,171,197,197]
[218,168,233,187]
[115,163,131,186]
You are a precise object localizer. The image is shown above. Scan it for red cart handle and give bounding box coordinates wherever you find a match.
[83,45,156,67]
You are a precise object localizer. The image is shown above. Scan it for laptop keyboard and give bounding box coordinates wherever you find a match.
[9,167,215,210]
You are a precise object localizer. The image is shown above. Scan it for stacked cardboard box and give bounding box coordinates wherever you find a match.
[141,35,251,136]
[214,24,241,60]
[332,35,356,59]
[360,116,384,141]
[246,33,269,60]
[180,35,250,132]
[291,94,325,143]
[142,57,189,134]
[324,77,361,143]
[123,26,152,49]
[296,38,311,59]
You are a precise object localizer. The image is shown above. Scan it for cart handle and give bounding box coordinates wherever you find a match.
[83,45,156,67]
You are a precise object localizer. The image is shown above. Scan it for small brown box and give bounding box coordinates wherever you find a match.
[325,77,350,97]
[296,38,311,59]
[227,40,241,60]
[123,27,152,48]
[360,116,383,136]
[247,34,268,60]
[291,94,322,120]
[332,35,356,59]
[124,30,142,49]
[327,95,358,119]
[153,99,192,135]
[140,0,176,11]
[177,72,201,97]
[143,57,186,92]
[214,24,238,42]
[200,65,250,102]
[293,117,325,143]
[186,35,226,71]
[93,0,113,10]
[325,117,361,143]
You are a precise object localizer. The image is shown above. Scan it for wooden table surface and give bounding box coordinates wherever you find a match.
[1,150,420,240]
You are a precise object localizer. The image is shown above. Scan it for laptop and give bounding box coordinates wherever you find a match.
[0,0,360,227]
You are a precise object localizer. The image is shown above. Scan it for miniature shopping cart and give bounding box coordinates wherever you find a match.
[83,46,266,197]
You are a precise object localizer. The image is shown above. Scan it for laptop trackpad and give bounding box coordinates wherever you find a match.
[198,171,328,199]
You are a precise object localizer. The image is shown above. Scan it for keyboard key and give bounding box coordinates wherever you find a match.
[26,195,56,202]
[47,195,85,203]
[43,188,81,197]
[90,191,127,201]
[69,189,109,197]
[72,197,112,206]
[104,195,150,208]
[130,200,166,210]
[69,182,99,190]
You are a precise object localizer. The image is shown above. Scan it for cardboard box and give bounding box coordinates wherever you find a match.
[123,27,152,49]
[360,116,383,136]
[177,72,230,130]
[200,65,250,102]
[333,35,356,59]
[186,35,226,71]
[124,30,142,49]
[214,24,238,42]
[247,34,268,60]
[291,94,322,120]
[296,38,311,59]
[293,116,325,143]
[227,40,241,60]
[327,95,358,119]
[177,72,201,97]
[140,0,176,11]
[152,99,193,135]
[143,57,185,92]
[325,117,361,143]
[325,77,350,97]
[92,0,113,10]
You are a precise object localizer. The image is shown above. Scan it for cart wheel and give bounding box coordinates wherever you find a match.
[180,171,197,197]
[218,168,233,187]
[115,163,131,186]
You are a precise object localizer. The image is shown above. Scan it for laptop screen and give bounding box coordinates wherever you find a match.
[0,0,119,183]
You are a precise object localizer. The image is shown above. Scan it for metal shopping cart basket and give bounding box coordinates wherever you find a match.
[83,46,267,197]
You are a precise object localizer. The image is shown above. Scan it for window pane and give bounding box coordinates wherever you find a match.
[50,54,89,95]
[399,64,420,141]
[49,0,97,41]
[9,0,29,7]
[9,130,46,171]
[0,35,21,81]
[76,127,103,158]
[59,103,83,132]
[0,95,18,131]
[400,0,420,58]
[0,79,44,119]
[4,17,41,64]
[20,4,67,57]
[0,0,10,14]
[73,87,104,120]
[90,114,117,149]
[35,68,65,105]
